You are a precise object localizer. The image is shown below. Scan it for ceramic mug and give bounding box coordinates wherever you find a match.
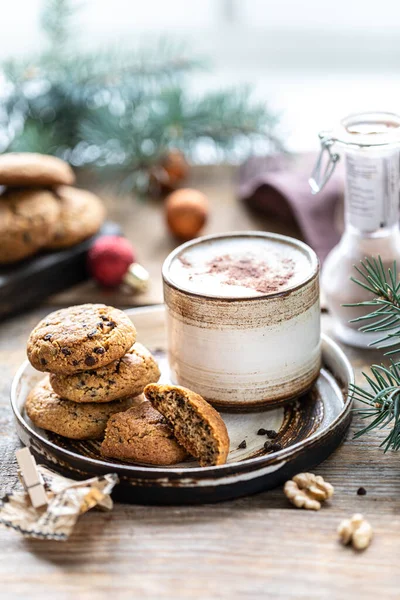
[162,232,321,409]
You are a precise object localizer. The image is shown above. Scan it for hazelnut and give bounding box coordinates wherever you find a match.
[165,188,209,240]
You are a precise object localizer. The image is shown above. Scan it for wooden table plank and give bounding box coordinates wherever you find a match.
[0,166,399,599]
[1,311,399,599]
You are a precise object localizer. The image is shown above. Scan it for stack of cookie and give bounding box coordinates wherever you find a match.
[25,302,230,467]
[0,152,105,263]
[25,303,161,440]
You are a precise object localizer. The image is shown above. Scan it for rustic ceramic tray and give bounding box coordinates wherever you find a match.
[11,305,354,505]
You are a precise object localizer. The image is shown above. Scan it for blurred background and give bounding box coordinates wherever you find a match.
[2,0,400,153]
[1,0,399,312]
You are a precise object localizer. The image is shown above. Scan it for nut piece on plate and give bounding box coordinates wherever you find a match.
[284,472,334,510]
[144,383,229,467]
[100,401,187,465]
[0,152,75,187]
[338,514,373,550]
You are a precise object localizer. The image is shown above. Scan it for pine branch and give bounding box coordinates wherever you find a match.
[9,119,63,154]
[349,257,400,450]
[79,86,282,175]
[346,257,400,351]
[350,362,400,452]
[52,43,205,87]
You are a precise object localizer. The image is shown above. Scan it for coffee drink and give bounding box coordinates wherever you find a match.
[163,232,321,409]
[167,235,314,298]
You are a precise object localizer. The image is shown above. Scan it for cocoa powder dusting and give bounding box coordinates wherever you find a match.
[206,254,295,294]
[179,256,192,268]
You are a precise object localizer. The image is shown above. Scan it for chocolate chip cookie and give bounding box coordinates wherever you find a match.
[50,343,160,403]
[27,304,136,374]
[100,400,187,465]
[144,384,230,467]
[25,376,134,440]
[0,188,60,263]
[46,186,106,249]
[0,152,75,187]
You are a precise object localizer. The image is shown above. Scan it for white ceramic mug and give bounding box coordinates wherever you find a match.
[162,232,321,409]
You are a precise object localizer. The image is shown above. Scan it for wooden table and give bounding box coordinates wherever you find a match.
[0,167,399,599]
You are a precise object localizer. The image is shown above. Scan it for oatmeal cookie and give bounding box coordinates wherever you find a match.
[100,400,187,465]
[27,303,136,374]
[25,376,133,440]
[46,186,106,249]
[0,153,75,187]
[50,343,160,402]
[0,188,59,263]
[144,384,230,467]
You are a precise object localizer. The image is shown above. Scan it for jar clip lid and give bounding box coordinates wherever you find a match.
[309,135,340,195]
[309,111,400,194]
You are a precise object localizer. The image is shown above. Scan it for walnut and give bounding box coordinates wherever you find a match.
[283,472,334,510]
[338,514,373,550]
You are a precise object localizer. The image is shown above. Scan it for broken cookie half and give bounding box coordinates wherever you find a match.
[144,383,230,467]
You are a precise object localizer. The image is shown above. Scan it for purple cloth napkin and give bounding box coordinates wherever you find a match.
[238,155,344,263]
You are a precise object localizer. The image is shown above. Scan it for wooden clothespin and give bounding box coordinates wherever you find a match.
[15,447,48,509]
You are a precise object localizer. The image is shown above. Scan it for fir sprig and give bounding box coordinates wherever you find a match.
[79,85,280,192]
[349,257,400,450]
[350,362,400,452]
[348,257,400,352]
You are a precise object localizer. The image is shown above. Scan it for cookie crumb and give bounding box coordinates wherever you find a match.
[238,440,247,449]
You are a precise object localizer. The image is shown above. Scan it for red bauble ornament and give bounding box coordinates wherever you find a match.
[88,236,149,291]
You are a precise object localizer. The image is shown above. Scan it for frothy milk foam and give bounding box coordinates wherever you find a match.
[167,236,314,298]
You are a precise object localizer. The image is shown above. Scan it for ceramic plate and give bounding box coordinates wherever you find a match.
[11,305,354,505]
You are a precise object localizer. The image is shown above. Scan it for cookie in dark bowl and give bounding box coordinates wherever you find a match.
[0,188,60,263]
[0,152,75,187]
[46,186,106,249]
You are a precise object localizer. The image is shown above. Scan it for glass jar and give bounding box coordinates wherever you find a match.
[310,111,400,348]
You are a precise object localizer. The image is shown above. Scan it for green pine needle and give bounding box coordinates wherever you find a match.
[349,257,400,450]
[350,362,400,451]
[345,257,400,349]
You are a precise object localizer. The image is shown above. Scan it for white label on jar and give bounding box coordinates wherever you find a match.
[345,152,399,231]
